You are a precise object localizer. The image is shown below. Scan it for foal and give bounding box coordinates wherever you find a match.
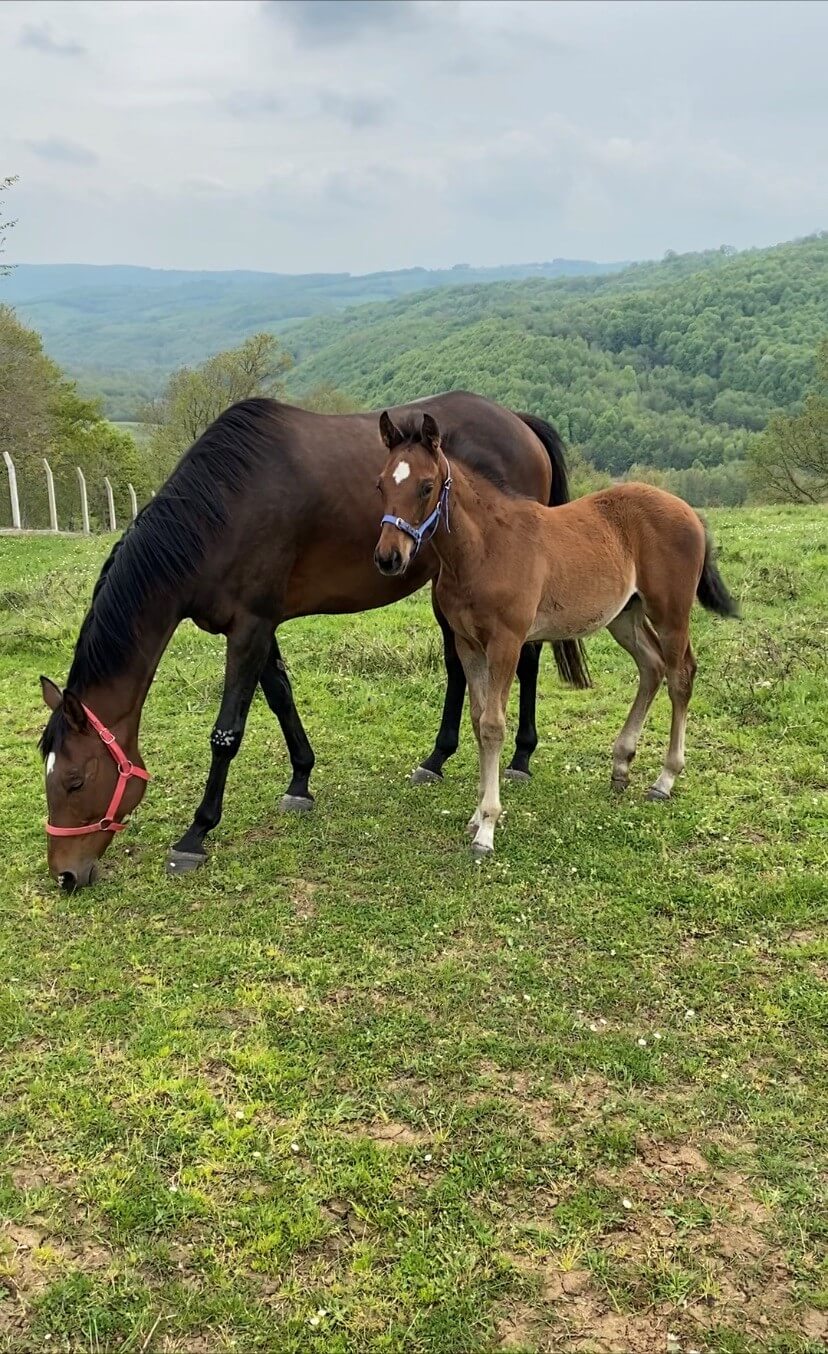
[374,410,739,857]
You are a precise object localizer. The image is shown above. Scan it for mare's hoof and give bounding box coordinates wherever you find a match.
[610,777,628,795]
[646,787,671,802]
[505,767,531,782]
[470,841,494,861]
[166,848,206,875]
[410,766,442,786]
[280,795,315,814]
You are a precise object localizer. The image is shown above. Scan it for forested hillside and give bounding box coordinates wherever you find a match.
[287,235,827,476]
[4,257,623,415]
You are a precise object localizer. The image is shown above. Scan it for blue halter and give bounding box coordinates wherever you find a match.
[381,464,452,558]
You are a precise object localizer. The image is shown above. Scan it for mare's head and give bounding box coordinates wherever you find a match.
[374,410,446,577]
[39,677,148,891]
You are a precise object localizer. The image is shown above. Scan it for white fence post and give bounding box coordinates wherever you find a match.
[76,467,90,535]
[43,458,58,532]
[103,477,117,532]
[3,450,21,530]
[128,483,138,520]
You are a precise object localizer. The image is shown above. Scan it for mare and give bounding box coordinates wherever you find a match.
[374,409,739,858]
[38,393,588,890]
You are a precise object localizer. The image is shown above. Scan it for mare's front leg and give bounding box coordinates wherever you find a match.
[506,641,542,780]
[259,637,316,813]
[458,637,520,859]
[167,617,272,874]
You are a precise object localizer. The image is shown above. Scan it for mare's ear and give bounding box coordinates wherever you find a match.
[420,412,441,458]
[62,689,88,734]
[379,410,404,451]
[40,676,63,712]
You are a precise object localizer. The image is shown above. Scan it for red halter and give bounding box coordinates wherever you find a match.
[45,703,150,837]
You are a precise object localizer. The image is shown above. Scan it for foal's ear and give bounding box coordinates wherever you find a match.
[379,410,405,451]
[40,676,63,712]
[62,689,88,734]
[420,412,441,458]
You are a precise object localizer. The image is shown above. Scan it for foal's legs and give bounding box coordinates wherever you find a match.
[414,592,544,783]
[647,629,697,801]
[167,616,272,872]
[458,637,520,858]
[607,602,666,792]
[259,637,316,812]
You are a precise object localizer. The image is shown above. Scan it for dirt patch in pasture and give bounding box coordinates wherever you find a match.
[495,1133,822,1349]
[341,1118,432,1148]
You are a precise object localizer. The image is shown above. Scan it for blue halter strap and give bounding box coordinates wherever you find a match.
[380,460,452,558]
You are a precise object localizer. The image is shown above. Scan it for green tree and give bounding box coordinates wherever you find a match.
[143,332,292,477]
[0,175,16,277]
[749,342,828,503]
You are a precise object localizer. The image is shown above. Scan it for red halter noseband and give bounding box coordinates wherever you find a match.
[45,703,150,838]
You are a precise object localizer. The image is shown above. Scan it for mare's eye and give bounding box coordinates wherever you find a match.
[66,777,83,793]
[419,481,434,498]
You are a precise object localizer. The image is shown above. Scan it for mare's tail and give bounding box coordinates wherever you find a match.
[697,526,740,618]
[517,411,591,689]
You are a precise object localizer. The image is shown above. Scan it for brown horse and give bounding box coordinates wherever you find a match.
[375,409,739,858]
[38,393,588,890]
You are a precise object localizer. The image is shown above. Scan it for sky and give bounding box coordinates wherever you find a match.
[3,0,827,273]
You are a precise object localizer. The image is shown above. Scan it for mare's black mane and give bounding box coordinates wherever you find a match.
[40,399,281,757]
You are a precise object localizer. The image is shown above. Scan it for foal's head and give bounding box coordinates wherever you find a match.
[374,410,446,577]
[39,677,148,891]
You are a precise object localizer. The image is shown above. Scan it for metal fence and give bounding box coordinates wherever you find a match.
[2,451,149,535]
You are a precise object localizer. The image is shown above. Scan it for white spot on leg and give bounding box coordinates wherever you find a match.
[392,460,410,484]
[46,752,56,777]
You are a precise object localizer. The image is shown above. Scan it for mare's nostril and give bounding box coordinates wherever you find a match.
[58,871,77,893]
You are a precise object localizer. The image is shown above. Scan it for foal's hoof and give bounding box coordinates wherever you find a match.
[610,777,628,795]
[166,848,206,876]
[279,794,315,814]
[505,767,531,782]
[410,766,442,786]
[470,841,494,862]
[646,787,671,802]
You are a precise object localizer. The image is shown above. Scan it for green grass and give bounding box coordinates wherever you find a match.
[1,507,826,1353]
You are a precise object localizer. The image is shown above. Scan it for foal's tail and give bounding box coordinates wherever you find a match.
[518,411,591,690]
[697,526,741,618]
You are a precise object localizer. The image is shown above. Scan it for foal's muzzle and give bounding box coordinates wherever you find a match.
[374,545,405,577]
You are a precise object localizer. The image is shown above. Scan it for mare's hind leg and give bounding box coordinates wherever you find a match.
[607,600,666,792]
[167,617,272,874]
[413,596,466,784]
[415,591,543,784]
[647,630,697,801]
[505,641,542,780]
[259,637,316,813]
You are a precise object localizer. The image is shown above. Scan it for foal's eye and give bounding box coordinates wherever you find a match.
[419,481,434,498]
[375,480,382,493]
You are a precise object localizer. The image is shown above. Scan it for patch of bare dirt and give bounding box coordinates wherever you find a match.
[292,879,319,921]
[0,1220,112,1315]
[495,1303,541,1349]
[472,1063,616,1138]
[342,1118,431,1147]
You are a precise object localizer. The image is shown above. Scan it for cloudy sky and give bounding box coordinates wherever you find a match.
[3,0,826,273]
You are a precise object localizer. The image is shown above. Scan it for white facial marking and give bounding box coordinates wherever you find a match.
[46,752,56,778]
[392,460,411,484]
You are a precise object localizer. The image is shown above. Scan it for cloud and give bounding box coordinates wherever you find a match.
[319,92,390,129]
[266,0,430,44]
[19,22,85,57]
[26,137,99,167]
[224,90,284,118]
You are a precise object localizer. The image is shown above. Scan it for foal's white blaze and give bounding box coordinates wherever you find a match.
[46,752,56,778]
[392,460,411,484]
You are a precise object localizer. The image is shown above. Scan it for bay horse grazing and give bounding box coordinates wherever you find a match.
[374,409,739,858]
[38,393,588,890]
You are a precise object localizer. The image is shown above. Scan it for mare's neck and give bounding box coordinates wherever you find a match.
[69,596,178,756]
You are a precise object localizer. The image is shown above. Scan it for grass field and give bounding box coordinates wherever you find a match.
[1,507,826,1354]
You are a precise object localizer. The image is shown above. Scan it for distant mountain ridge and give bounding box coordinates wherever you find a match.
[3,257,627,415]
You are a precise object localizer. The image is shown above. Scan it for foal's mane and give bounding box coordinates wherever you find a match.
[40,399,282,757]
